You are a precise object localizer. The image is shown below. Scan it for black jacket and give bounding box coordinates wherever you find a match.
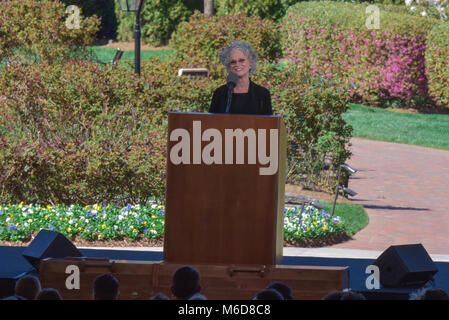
[209,80,273,115]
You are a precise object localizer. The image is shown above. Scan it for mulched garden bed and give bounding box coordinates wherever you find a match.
[0,234,352,248]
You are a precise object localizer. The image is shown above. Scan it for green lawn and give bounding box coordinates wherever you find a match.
[343,103,449,151]
[322,201,369,237]
[88,46,174,63]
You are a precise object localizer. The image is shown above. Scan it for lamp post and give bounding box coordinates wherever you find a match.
[118,0,144,75]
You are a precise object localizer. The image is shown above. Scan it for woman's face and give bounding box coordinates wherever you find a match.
[228,49,250,79]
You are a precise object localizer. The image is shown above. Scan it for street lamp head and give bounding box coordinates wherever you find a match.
[118,0,144,12]
[340,164,357,174]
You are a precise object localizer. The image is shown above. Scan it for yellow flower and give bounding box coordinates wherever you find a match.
[307,227,310,231]
[313,222,317,226]
[67,227,72,233]
[60,218,63,221]
[10,214,14,219]
[28,219,33,223]
[78,227,82,231]
[151,215,156,219]
[338,222,342,226]
[143,221,147,226]
[47,204,52,210]
[101,224,107,230]
[19,202,23,209]
[322,227,327,231]
[45,215,49,220]
[295,232,299,236]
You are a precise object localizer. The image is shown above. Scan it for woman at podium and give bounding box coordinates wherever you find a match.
[209,41,273,115]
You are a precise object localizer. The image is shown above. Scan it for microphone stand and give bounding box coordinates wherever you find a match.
[225,84,234,113]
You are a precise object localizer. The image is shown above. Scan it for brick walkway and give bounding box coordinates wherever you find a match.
[330,138,449,255]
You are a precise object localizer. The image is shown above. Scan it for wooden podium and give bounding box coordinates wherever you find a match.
[164,112,286,265]
[37,112,351,300]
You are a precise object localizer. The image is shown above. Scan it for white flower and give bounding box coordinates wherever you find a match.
[85,219,89,223]
[6,217,10,223]
[114,225,118,230]
[92,210,97,214]
[421,10,428,16]
[411,6,417,11]
[405,0,413,6]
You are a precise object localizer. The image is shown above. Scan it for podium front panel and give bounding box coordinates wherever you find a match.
[164,112,286,265]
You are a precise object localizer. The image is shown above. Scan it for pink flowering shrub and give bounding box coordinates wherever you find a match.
[282,1,438,108]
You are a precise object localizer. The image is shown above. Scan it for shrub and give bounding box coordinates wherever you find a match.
[114,0,191,46]
[0,0,100,63]
[215,0,298,21]
[0,60,167,205]
[57,0,118,39]
[170,11,282,64]
[426,22,449,108]
[282,1,439,108]
[267,68,353,190]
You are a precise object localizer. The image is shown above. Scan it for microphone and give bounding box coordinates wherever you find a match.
[225,72,238,113]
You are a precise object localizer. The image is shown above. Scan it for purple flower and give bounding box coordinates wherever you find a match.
[144,228,148,234]
[49,225,55,231]
[159,210,164,215]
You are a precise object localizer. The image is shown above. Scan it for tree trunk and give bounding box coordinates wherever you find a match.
[204,0,214,17]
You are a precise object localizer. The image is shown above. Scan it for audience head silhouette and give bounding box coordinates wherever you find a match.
[36,288,63,300]
[267,281,293,300]
[171,265,201,300]
[410,288,449,300]
[188,293,207,300]
[322,289,366,300]
[253,288,284,300]
[15,275,41,300]
[150,293,170,300]
[93,274,120,300]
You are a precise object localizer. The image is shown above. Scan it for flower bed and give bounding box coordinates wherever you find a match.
[0,203,347,245]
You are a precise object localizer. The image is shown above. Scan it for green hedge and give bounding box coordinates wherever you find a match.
[114,0,191,46]
[0,0,99,63]
[57,0,117,39]
[426,22,449,108]
[0,60,167,205]
[170,11,283,64]
[215,0,298,21]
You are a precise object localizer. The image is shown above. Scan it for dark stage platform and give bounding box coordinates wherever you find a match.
[1,246,448,300]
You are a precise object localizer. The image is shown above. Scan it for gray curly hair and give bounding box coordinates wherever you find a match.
[218,41,258,76]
